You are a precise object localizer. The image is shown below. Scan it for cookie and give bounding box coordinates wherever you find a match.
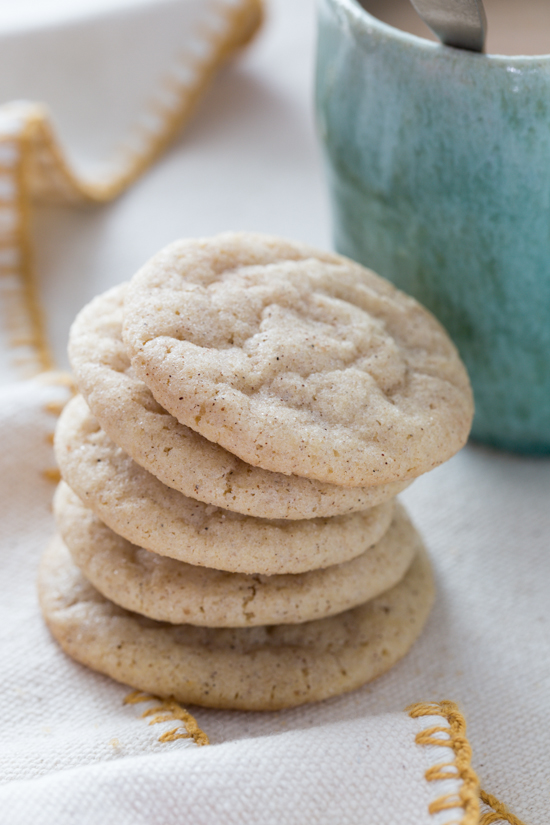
[122,232,473,487]
[67,284,409,519]
[55,484,418,627]
[54,400,394,575]
[38,536,434,710]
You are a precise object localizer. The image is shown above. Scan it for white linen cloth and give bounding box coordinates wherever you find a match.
[0,1,547,824]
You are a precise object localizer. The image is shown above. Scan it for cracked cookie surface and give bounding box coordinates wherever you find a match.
[55,485,418,627]
[38,534,434,710]
[55,398,394,574]
[68,284,408,518]
[122,232,473,486]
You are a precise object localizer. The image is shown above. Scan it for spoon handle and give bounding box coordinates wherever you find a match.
[410,0,487,52]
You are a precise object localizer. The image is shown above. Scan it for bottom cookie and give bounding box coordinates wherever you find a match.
[38,538,435,711]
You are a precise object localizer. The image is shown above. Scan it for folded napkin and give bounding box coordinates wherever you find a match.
[0,0,261,382]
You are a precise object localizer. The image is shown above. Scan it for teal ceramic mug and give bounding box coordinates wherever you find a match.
[316,0,550,453]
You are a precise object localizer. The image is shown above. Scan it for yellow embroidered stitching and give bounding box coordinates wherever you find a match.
[408,702,529,825]
[44,400,70,417]
[408,701,480,825]
[479,790,527,825]
[39,371,77,481]
[38,371,76,389]
[42,467,61,484]
[0,0,262,378]
[124,690,210,747]
[0,113,53,376]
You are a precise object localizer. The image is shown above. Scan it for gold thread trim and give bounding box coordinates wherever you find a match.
[0,0,262,378]
[36,370,76,389]
[408,701,480,825]
[409,702,529,825]
[43,400,67,416]
[39,370,77,480]
[0,114,53,376]
[479,790,527,825]
[124,690,210,747]
[18,120,54,375]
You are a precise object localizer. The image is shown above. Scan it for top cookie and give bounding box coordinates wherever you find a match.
[123,232,473,487]
[68,285,409,519]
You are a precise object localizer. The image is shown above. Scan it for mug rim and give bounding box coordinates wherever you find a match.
[332,0,550,63]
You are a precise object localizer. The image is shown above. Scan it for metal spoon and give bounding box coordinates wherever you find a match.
[409,0,487,52]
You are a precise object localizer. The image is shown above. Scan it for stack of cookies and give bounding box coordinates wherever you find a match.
[39,233,473,711]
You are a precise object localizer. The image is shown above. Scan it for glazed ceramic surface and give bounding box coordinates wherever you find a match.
[316,0,550,453]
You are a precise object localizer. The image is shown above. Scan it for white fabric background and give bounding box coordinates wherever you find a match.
[0,1,548,823]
